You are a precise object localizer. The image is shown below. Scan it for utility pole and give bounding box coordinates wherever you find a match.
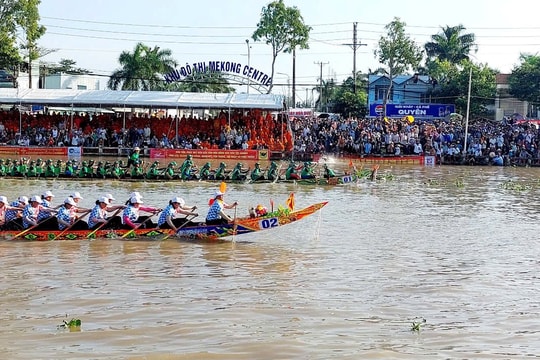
[343,22,366,94]
[292,48,296,109]
[314,61,328,112]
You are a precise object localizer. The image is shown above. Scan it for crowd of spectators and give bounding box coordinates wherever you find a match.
[1,107,539,166]
[0,108,293,152]
[289,114,540,166]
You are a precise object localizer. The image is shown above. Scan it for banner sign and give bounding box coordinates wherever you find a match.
[0,146,68,156]
[150,148,260,160]
[164,60,272,87]
[369,103,455,119]
[68,147,82,157]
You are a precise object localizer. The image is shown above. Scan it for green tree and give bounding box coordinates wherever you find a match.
[0,0,23,80]
[429,61,496,118]
[108,43,177,91]
[48,59,91,74]
[330,74,368,118]
[252,0,311,93]
[374,17,423,116]
[16,0,46,88]
[425,25,476,64]
[508,54,540,106]
[162,69,234,93]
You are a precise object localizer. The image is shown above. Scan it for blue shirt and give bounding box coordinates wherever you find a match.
[57,206,72,230]
[22,205,40,228]
[37,198,53,221]
[88,204,106,229]
[121,205,139,225]
[158,204,176,226]
[5,201,21,222]
[206,199,224,221]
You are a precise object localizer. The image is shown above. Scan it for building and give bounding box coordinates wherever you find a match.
[494,73,530,120]
[368,74,454,120]
[43,73,105,90]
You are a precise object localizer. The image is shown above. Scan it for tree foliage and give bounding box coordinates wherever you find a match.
[49,59,91,75]
[329,74,368,118]
[425,25,476,64]
[0,0,22,70]
[15,0,46,88]
[508,54,540,106]
[428,61,496,117]
[108,43,177,91]
[252,0,311,93]
[374,17,423,115]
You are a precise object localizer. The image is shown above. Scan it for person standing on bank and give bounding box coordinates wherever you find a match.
[205,190,238,225]
[157,197,198,231]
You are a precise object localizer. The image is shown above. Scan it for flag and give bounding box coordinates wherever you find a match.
[286,193,295,211]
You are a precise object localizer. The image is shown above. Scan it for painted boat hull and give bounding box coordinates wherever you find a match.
[1,202,328,241]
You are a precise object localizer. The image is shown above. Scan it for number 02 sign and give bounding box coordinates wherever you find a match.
[258,217,279,229]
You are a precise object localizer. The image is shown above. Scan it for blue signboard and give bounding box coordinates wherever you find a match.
[369,103,455,119]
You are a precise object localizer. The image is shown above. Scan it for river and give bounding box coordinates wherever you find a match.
[1,163,539,359]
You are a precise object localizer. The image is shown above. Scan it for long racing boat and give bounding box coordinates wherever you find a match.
[2,202,328,241]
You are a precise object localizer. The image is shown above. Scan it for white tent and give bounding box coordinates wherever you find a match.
[0,89,284,110]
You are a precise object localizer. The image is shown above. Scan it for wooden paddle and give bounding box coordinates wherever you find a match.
[86,207,123,238]
[11,213,55,240]
[272,163,283,184]
[121,209,162,239]
[53,209,91,240]
[232,204,238,242]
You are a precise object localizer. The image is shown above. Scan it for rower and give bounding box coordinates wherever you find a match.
[36,190,59,229]
[120,195,161,229]
[205,190,237,225]
[0,196,18,230]
[22,195,56,229]
[3,196,28,230]
[250,162,265,181]
[323,164,336,179]
[285,161,301,180]
[157,196,198,231]
[300,161,317,179]
[57,197,88,230]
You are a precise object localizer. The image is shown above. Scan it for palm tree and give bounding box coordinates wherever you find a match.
[424,25,476,64]
[108,43,177,91]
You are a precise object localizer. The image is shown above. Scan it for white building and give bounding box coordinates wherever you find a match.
[43,73,105,90]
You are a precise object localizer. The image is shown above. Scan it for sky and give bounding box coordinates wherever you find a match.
[37,0,540,101]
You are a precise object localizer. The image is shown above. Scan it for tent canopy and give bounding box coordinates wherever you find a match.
[0,89,284,110]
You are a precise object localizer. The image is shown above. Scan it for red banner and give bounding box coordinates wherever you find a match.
[0,146,68,156]
[149,148,259,160]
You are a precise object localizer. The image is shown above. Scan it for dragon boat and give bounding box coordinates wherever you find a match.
[2,202,328,242]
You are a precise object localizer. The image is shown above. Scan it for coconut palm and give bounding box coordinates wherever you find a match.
[424,25,476,64]
[108,43,177,91]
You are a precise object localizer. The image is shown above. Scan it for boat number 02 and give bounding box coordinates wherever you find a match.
[259,217,279,229]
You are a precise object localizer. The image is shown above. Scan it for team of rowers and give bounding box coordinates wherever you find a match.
[0,154,340,182]
[0,189,239,233]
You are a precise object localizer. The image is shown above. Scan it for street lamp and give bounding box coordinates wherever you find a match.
[277,72,291,108]
[245,39,251,94]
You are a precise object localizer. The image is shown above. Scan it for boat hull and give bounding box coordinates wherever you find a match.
[1,202,328,241]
